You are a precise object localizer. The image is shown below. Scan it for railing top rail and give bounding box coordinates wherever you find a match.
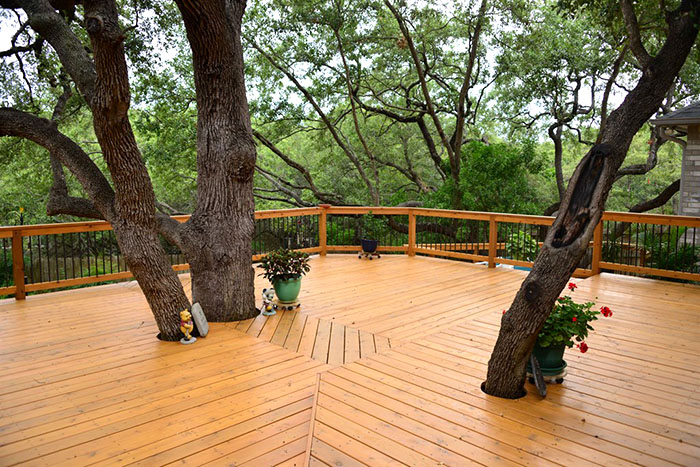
[325,206,410,215]
[601,211,700,226]
[1,206,698,237]
[0,208,323,237]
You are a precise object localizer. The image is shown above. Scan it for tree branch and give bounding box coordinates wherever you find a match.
[19,0,96,103]
[255,166,313,207]
[0,107,115,219]
[246,37,377,202]
[620,0,652,69]
[628,179,680,212]
[598,44,628,139]
[384,0,457,180]
[252,129,344,204]
[334,27,380,203]
[452,0,488,159]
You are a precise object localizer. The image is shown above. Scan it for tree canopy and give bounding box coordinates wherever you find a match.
[2,0,697,224]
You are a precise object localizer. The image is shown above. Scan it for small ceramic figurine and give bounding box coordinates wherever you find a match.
[180,309,196,344]
[261,288,276,316]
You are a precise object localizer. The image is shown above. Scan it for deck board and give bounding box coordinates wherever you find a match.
[0,255,698,465]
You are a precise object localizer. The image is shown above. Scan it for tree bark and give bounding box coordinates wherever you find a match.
[484,0,699,399]
[176,0,257,322]
[83,0,190,340]
[4,0,261,336]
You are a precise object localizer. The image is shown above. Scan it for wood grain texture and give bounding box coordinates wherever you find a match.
[0,255,698,465]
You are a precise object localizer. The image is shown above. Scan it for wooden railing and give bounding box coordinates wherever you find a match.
[1,206,698,299]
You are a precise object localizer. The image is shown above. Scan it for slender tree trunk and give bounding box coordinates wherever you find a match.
[484,0,699,399]
[550,124,566,201]
[113,223,191,339]
[84,0,190,341]
[176,0,258,321]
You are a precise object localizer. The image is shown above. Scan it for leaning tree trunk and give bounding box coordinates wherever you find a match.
[176,0,258,321]
[84,0,191,340]
[483,0,699,399]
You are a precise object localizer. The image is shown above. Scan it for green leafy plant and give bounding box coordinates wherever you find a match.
[535,283,612,353]
[359,211,385,240]
[505,231,539,261]
[643,227,700,273]
[258,248,311,282]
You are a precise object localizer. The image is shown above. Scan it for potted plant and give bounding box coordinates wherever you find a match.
[517,282,613,380]
[258,249,311,303]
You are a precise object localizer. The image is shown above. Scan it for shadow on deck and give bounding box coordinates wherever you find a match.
[1,255,698,466]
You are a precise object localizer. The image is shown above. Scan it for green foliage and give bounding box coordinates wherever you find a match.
[535,285,610,348]
[643,227,700,273]
[505,231,539,261]
[0,248,11,288]
[257,249,311,282]
[1,0,697,224]
[359,211,385,239]
[424,141,546,213]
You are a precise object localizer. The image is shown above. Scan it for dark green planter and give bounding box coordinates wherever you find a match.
[527,343,567,376]
[272,275,302,303]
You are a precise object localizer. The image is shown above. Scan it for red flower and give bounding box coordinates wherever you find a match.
[600,306,613,317]
[502,310,506,315]
[577,342,589,353]
[568,282,577,291]
[572,316,577,322]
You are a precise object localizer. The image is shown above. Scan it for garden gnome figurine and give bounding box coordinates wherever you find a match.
[180,309,196,344]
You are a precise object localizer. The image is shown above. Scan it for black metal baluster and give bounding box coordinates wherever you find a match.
[54,235,60,282]
[37,235,44,282]
[101,231,106,276]
[692,227,698,273]
[674,225,680,271]
[604,220,610,263]
[633,223,640,267]
[643,224,649,266]
[27,236,33,284]
[2,238,8,286]
[78,232,85,277]
[61,234,68,280]
[87,231,93,276]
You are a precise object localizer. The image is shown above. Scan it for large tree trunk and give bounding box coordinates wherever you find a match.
[84,0,191,340]
[5,0,260,335]
[483,0,699,399]
[176,0,258,321]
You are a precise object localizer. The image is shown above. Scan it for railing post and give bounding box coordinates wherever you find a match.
[488,216,497,268]
[319,204,330,256]
[12,230,26,300]
[408,209,416,256]
[592,219,603,275]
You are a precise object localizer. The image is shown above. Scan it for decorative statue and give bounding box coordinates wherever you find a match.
[261,287,276,316]
[179,309,196,344]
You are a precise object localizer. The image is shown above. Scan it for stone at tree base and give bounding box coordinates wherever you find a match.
[191,303,209,337]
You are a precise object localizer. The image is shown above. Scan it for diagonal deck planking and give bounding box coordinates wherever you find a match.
[306,267,700,467]
[0,255,698,466]
[232,310,394,367]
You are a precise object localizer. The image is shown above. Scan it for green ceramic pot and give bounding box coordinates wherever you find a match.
[527,343,567,376]
[272,275,302,303]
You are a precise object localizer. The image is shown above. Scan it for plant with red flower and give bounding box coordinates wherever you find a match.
[535,284,612,352]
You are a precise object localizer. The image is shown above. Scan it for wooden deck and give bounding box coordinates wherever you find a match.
[0,255,698,466]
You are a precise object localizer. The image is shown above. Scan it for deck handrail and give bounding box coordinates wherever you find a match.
[1,206,698,299]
